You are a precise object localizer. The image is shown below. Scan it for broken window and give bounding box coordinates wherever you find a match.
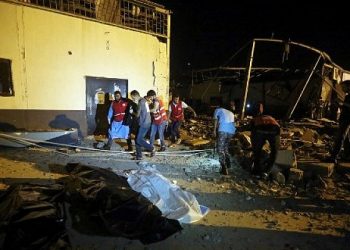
[120,0,168,37]
[0,58,14,96]
[13,0,169,38]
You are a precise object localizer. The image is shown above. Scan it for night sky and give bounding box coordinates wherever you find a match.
[153,1,350,80]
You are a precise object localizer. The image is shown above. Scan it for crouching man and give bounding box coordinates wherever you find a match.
[250,102,280,178]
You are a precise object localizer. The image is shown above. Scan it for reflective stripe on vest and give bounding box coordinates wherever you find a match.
[112,100,127,122]
[170,102,184,121]
[253,115,280,127]
[153,100,167,125]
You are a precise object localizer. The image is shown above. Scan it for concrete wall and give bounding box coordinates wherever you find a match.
[0,1,170,134]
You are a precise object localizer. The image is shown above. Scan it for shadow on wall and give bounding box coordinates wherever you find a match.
[0,122,19,132]
[94,93,111,136]
[49,114,83,139]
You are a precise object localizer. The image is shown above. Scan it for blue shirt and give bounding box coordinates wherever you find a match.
[214,108,236,134]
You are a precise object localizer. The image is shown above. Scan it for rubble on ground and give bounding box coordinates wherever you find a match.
[178,115,349,197]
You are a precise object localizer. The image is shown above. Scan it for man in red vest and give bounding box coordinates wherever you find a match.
[168,93,197,144]
[104,91,129,149]
[150,96,168,151]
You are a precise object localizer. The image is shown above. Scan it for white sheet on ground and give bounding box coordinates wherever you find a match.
[127,167,209,224]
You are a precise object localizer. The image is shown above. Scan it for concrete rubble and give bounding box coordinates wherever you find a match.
[178,115,349,193]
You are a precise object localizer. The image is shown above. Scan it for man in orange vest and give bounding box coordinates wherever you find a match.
[104,90,129,149]
[168,93,197,144]
[150,96,168,151]
[250,102,280,178]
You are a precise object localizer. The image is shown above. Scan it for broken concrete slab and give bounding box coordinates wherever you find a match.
[336,161,350,174]
[183,138,211,147]
[275,150,297,169]
[236,132,252,149]
[301,129,319,143]
[288,168,304,182]
[298,161,334,177]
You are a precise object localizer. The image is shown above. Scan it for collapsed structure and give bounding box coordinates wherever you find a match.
[187,38,350,120]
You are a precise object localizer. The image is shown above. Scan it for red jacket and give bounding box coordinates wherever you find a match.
[153,99,167,125]
[112,99,128,122]
[170,101,184,121]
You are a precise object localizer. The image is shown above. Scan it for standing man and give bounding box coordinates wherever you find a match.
[250,102,280,177]
[213,101,236,175]
[104,91,129,149]
[168,93,197,144]
[150,96,168,151]
[124,90,141,151]
[330,80,350,163]
[135,90,156,160]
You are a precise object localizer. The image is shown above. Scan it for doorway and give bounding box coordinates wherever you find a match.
[86,76,128,135]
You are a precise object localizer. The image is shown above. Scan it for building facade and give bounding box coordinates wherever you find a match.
[0,0,171,135]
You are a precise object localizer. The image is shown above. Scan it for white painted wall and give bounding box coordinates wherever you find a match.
[0,2,170,110]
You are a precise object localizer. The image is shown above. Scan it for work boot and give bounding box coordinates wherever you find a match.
[126,138,133,152]
[159,146,166,152]
[150,147,156,157]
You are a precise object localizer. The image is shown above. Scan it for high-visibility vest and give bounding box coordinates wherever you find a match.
[153,99,167,125]
[252,115,280,127]
[112,99,128,122]
[170,101,184,121]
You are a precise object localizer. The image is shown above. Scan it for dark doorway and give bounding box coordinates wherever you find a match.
[86,77,128,135]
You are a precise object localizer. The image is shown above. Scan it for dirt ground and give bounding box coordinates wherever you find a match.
[0,137,350,250]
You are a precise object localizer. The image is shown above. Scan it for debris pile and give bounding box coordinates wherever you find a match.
[179,115,349,194]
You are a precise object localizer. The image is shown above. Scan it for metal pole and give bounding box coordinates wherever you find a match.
[241,40,256,120]
[190,70,194,98]
[287,55,322,119]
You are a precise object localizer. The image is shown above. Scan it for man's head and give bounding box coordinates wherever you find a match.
[146,90,157,101]
[252,102,263,116]
[226,100,235,112]
[130,90,140,102]
[172,93,180,104]
[114,91,122,101]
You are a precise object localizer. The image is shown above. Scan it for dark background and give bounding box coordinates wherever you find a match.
[153,1,350,81]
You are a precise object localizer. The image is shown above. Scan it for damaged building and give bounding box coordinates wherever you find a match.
[0,0,171,136]
[185,38,350,120]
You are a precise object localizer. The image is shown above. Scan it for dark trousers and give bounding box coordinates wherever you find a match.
[135,126,153,158]
[331,122,350,160]
[251,130,280,175]
[127,123,139,150]
[170,120,182,141]
[217,132,234,168]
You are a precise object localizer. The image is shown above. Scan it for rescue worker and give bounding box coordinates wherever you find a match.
[168,93,197,144]
[250,102,280,177]
[213,101,236,175]
[105,91,129,149]
[150,96,168,151]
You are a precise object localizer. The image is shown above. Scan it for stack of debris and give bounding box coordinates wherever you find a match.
[180,117,214,147]
[180,115,348,189]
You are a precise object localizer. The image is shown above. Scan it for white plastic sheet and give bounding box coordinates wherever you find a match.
[127,166,209,224]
